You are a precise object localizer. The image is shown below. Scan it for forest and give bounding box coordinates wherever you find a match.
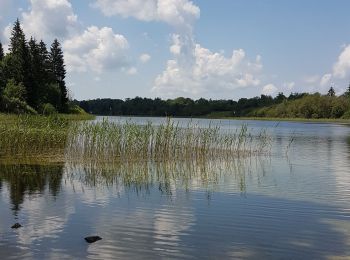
[77,87,350,119]
[0,19,78,115]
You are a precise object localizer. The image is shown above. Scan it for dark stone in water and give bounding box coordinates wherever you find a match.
[84,236,102,243]
[11,223,22,229]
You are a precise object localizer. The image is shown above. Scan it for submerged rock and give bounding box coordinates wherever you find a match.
[11,223,22,229]
[84,236,102,243]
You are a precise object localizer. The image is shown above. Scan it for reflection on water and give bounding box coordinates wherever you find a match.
[0,164,64,214]
[65,158,268,196]
[1,118,350,259]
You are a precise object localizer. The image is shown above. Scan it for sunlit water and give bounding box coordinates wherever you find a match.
[1,117,350,259]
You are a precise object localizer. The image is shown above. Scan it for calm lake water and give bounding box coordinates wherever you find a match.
[1,117,350,259]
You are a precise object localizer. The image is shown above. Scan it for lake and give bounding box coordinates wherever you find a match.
[1,117,350,259]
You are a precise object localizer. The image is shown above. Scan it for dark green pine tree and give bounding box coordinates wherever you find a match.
[50,39,68,112]
[0,42,5,93]
[8,19,35,107]
[28,37,41,107]
[37,40,53,104]
[327,86,335,97]
[345,82,350,98]
[9,19,25,55]
[0,42,4,61]
[38,40,51,82]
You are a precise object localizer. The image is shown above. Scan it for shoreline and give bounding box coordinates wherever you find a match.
[92,114,350,125]
[204,116,350,125]
[1,113,349,125]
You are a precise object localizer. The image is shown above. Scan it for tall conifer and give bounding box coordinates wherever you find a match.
[50,39,68,112]
[0,42,4,61]
[8,19,34,107]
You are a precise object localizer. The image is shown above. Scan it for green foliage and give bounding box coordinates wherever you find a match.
[0,19,72,114]
[44,83,62,109]
[252,93,350,119]
[342,110,350,119]
[0,114,70,158]
[50,39,68,112]
[68,103,87,114]
[3,79,26,101]
[0,80,36,114]
[0,57,5,93]
[0,96,37,114]
[67,119,271,162]
[41,103,57,115]
[344,83,350,98]
[78,90,350,120]
[0,42,4,61]
[77,93,305,118]
[328,86,336,97]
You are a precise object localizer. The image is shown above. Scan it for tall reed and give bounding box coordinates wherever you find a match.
[66,118,271,162]
[0,115,70,159]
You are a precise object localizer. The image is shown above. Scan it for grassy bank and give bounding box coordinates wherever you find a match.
[0,113,95,161]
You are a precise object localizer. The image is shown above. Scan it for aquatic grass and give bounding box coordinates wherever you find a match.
[66,118,272,163]
[0,114,76,159]
[0,114,271,163]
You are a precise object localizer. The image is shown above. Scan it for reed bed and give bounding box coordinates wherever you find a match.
[0,115,70,158]
[66,118,271,162]
[0,114,271,162]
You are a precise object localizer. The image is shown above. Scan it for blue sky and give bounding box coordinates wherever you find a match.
[1,0,350,100]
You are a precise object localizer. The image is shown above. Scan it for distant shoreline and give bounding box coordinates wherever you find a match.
[205,116,350,125]
[92,114,350,125]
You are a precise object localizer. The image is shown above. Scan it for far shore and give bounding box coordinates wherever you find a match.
[204,116,350,125]
[90,114,350,125]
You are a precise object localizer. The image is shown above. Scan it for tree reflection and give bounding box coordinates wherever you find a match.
[0,164,64,215]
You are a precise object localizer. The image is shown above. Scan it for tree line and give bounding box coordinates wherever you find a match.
[76,92,307,117]
[0,19,68,114]
[251,87,350,119]
[77,87,350,119]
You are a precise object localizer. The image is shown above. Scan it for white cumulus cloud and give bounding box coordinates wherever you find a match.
[282,81,295,91]
[152,34,262,98]
[63,26,129,73]
[139,53,151,63]
[21,0,79,41]
[262,84,278,95]
[93,0,200,30]
[333,45,350,79]
[126,67,138,75]
[320,73,332,87]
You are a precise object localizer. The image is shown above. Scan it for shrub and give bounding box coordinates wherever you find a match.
[41,103,57,115]
[3,79,26,101]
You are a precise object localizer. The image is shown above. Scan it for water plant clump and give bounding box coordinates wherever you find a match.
[0,114,71,159]
[66,118,271,162]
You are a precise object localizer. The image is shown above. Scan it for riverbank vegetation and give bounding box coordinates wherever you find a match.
[0,114,270,163]
[77,87,350,120]
[0,113,94,161]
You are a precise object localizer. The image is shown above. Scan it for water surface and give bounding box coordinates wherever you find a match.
[1,117,350,259]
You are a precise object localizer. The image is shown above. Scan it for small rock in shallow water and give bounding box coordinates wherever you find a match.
[11,223,22,229]
[84,236,102,243]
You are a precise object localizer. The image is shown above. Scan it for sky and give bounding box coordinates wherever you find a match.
[1,0,350,101]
